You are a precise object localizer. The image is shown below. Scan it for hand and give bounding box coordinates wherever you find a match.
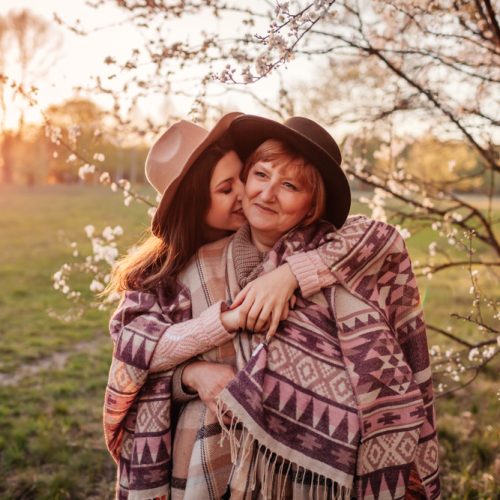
[230,263,298,338]
[182,361,236,424]
[220,306,241,333]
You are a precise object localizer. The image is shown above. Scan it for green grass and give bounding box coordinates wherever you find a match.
[0,185,498,498]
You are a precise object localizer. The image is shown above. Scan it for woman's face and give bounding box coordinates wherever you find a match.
[205,150,246,234]
[243,160,313,244]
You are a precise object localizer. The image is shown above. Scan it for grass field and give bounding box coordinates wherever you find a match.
[0,185,498,499]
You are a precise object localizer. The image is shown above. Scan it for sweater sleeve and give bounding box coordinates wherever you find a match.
[149,300,235,373]
[286,251,336,298]
[284,216,375,298]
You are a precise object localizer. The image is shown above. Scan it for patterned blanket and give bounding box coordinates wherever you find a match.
[103,215,440,499]
[217,219,440,499]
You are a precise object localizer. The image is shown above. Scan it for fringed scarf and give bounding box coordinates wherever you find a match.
[214,218,440,499]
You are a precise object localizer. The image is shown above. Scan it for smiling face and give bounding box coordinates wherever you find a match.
[204,150,246,240]
[243,160,315,250]
[241,139,325,251]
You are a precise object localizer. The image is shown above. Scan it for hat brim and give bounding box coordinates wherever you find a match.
[230,115,350,229]
[152,112,243,237]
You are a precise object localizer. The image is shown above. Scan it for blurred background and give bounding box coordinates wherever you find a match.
[0,1,498,498]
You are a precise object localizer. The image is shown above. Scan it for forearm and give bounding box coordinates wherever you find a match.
[150,301,235,372]
[286,251,335,297]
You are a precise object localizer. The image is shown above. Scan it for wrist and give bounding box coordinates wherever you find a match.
[220,309,237,333]
[182,361,202,393]
[283,263,299,292]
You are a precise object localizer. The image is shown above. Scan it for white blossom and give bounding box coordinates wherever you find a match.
[118,179,131,191]
[102,226,115,241]
[468,348,479,361]
[78,163,96,179]
[90,279,105,293]
[84,225,95,238]
[396,225,411,240]
[99,172,111,184]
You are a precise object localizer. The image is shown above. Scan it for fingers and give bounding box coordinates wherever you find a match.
[280,301,290,322]
[266,312,280,340]
[230,285,249,309]
[244,299,264,332]
[254,303,273,333]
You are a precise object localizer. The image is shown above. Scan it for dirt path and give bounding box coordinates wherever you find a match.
[0,336,107,387]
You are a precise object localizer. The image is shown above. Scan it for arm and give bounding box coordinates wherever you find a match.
[105,287,190,460]
[229,216,374,337]
[149,300,238,372]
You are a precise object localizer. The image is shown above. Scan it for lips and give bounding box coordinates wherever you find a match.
[254,203,277,214]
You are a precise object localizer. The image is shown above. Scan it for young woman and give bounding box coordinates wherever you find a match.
[104,114,439,499]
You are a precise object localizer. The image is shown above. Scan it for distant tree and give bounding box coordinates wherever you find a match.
[0,9,61,184]
[42,97,149,184]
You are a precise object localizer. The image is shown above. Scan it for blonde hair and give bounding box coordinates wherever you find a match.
[242,139,325,226]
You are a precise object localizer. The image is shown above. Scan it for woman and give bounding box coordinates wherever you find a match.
[105,115,439,499]
[165,116,439,499]
[104,113,348,498]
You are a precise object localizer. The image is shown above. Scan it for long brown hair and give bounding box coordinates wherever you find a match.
[105,141,234,296]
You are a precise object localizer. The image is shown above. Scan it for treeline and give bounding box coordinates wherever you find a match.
[0,99,149,186]
[0,98,496,194]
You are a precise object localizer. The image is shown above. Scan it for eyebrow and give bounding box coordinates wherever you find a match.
[255,162,304,186]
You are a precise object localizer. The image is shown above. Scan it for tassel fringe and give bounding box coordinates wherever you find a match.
[216,399,352,500]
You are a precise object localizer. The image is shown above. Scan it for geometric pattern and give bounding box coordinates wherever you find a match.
[220,303,360,491]
[104,285,190,498]
[219,216,440,499]
[360,429,419,473]
[104,215,440,499]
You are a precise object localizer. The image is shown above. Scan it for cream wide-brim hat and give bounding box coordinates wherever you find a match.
[145,112,243,237]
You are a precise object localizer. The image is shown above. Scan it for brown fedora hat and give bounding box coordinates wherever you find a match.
[229,115,350,228]
[146,112,243,236]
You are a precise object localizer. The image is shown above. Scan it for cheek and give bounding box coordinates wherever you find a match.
[285,194,313,218]
[244,177,258,198]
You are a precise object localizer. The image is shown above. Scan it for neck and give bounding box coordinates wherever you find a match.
[249,228,279,252]
[203,226,230,243]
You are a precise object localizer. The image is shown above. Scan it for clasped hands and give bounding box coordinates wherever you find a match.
[220,262,298,339]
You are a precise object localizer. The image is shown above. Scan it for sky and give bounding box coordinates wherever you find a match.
[0,0,305,132]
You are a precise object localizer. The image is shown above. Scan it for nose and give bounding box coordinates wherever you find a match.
[260,182,277,202]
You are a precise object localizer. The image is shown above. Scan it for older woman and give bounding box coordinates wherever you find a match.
[106,115,439,499]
